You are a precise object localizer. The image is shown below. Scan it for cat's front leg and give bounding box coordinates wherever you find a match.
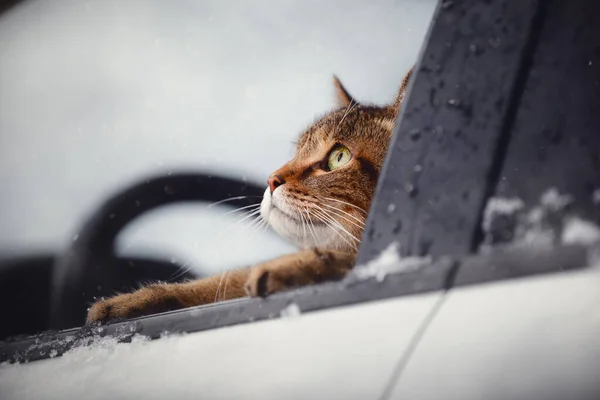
[244,248,355,297]
[86,248,354,324]
[86,268,251,324]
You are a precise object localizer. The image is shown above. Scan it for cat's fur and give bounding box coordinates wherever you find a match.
[86,68,413,324]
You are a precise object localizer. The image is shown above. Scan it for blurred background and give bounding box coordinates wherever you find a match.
[0,0,437,277]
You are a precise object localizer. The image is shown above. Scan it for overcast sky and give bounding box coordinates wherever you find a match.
[0,0,437,274]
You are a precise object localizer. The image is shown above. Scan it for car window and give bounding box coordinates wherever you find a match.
[0,0,438,275]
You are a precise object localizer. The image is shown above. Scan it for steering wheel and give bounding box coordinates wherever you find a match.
[50,172,265,330]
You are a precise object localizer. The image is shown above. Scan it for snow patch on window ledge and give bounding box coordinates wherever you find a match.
[561,217,600,246]
[480,187,599,251]
[280,303,302,318]
[350,242,432,283]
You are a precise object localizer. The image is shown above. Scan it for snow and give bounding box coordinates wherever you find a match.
[481,188,597,250]
[516,188,600,248]
[561,217,600,245]
[516,207,556,247]
[351,242,431,283]
[484,198,525,217]
[482,197,524,233]
[2,323,148,365]
[0,293,442,400]
[60,335,128,363]
[539,187,573,211]
[60,333,153,364]
[280,303,302,318]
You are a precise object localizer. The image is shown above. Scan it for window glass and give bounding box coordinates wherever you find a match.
[0,0,437,276]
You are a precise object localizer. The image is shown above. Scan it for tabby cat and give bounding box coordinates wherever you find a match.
[86,68,413,324]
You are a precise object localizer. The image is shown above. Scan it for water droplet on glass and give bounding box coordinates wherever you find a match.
[404,183,418,197]
[447,98,461,107]
[392,220,402,234]
[72,234,79,242]
[441,0,454,10]
[387,204,396,213]
[414,164,423,173]
[408,128,421,140]
[488,36,501,48]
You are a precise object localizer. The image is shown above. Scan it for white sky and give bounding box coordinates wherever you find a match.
[0,0,437,274]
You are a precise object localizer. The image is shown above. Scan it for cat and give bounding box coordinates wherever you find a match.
[86,68,413,324]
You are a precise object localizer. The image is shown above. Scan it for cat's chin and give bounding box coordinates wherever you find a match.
[260,188,347,251]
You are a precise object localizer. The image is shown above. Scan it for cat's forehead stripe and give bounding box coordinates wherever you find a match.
[298,108,350,150]
[297,105,394,156]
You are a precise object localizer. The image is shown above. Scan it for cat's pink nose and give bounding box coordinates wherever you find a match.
[267,175,285,194]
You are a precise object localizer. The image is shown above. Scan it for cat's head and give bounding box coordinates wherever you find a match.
[260,69,412,253]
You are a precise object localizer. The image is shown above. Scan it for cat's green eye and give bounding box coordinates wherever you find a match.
[327,145,352,171]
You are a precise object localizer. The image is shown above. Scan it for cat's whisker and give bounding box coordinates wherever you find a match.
[337,99,359,129]
[303,207,320,247]
[253,216,269,230]
[337,104,352,128]
[311,209,358,250]
[168,264,194,282]
[256,218,270,234]
[311,207,358,243]
[313,207,361,245]
[223,203,261,216]
[234,206,262,219]
[301,209,316,249]
[299,210,309,247]
[232,208,262,227]
[215,214,267,302]
[318,203,365,230]
[214,271,227,303]
[319,202,366,225]
[207,195,262,209]
[221,270,231,301]
[202,207,261,264]
[319,208,364,238]
[245,215,267,233]
[245,216,261,230]
[209,207,261,249]
[317,196,368,215]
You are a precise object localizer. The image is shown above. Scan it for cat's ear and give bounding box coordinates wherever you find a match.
[391,67,414,112]
[333,75,358,108]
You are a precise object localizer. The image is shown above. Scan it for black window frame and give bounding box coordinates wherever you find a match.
[2,0,600,363]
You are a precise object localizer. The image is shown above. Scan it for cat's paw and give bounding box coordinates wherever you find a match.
[86,298,127,325]
[86,285,183,324]
[244,264,290,297]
